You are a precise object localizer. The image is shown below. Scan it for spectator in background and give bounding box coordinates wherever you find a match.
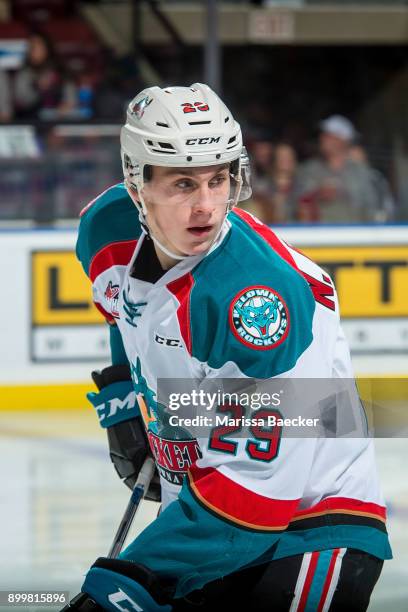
[0,69,13,121]
[294,115,388,223]
[93,47,144,120]
[269,143,297,222]
[239,139,273,221]
[252,139,274,180]
[14,31,77,121]
[349,144,395,222]
[241,140,297,224]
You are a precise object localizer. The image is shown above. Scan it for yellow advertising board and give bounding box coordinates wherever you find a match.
[8,240,405,407]
[31,246,408,324]
[32,250,101,325]
[303,245,408,318]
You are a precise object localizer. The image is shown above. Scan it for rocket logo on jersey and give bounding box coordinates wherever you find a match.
[104,281,120,318]
[229,286,289,349]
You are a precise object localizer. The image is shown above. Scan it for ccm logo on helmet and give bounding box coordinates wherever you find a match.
[186,137,221,145]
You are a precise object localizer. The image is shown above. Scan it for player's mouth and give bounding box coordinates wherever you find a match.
[187,225,213,237]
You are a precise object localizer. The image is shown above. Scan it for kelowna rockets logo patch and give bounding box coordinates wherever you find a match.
[229,286,289,350]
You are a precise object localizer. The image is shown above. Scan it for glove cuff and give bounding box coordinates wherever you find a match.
[91,365,131,390]
[87,380,140,428]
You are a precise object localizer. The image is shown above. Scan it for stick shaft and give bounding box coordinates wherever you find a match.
[108,456,156,558]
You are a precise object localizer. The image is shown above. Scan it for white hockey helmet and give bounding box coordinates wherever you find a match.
[120,82,252,206]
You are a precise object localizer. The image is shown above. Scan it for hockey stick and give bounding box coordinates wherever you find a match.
[108,455,156,558]
[61,456,156,611]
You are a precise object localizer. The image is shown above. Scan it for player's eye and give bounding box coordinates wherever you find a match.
[175,178,195,190]
[209,175,227,188]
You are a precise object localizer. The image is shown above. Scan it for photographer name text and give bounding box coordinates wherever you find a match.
[168,415,320,428]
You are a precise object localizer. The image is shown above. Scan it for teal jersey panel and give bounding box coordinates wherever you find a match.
[120,483,391,599]
[120,480,281,599]
[257,524,392,563]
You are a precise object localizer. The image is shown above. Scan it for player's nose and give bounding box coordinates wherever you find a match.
[191,185,217,214]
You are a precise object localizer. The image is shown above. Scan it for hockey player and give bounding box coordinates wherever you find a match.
[64,84,391,611]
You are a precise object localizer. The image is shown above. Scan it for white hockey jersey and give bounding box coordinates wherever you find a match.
[77,183,391,598]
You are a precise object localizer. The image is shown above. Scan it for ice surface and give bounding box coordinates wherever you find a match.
[0,412,406,611]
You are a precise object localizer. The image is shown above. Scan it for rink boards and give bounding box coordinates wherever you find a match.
[0,224,407,410]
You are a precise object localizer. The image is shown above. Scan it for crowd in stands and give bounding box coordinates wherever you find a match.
[0,29,143,123]
[241,115,395,224]
[0,28,397,224]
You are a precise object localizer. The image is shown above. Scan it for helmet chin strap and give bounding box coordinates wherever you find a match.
[126,175,242,264]
[148,230,188,262]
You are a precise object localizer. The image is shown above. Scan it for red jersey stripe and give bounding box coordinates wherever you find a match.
[233,209,336,311]
[93,300,115,324]
[188,464,300,530]
[167,273,194,355]
[89,239,137,282]
[298,551,320,612]
[292,496,387,523]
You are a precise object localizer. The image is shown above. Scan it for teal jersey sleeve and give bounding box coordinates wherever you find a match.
[76,183,140,423]
[76,182,139,362]
[76,182,142,277]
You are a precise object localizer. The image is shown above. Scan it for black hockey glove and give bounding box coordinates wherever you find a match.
[106,417,161,501]
[88,365,161,502]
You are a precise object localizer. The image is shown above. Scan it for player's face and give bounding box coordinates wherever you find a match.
[319,132,349,157]
[141,164,230,262]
